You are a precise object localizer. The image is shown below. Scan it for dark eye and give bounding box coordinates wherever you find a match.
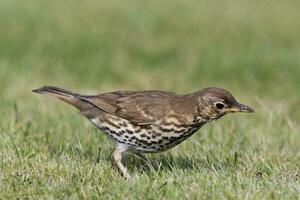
[215,102,225,110]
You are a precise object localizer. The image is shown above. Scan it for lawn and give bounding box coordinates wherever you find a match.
[0,0,299,199]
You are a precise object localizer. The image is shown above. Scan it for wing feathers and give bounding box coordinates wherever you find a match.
[33,87,192,125]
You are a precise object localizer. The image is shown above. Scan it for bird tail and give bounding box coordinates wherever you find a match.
[32,86,84,109]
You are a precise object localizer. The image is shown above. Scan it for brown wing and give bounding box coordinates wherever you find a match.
[78,90,180,124]
[34,86,198,125]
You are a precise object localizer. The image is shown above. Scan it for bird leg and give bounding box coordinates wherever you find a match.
[133,151,148,161]
[132,151,159,171]
[112,146,130,179]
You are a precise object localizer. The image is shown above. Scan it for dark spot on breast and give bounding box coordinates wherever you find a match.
[137,139,151,146]
[131,136,138,140]
[109,130,118,136]
[140,124,152,130]
[162,136,169,140]
[159,127,175,132]
[157,139,163,144]
[135,128,142,133]
[106,119,120,129]
[101,126,109,131]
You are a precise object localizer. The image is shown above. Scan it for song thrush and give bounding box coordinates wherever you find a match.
[33,86,254,178]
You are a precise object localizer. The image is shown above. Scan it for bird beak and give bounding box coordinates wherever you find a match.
[236,103,255,113]
[227,103,255,113]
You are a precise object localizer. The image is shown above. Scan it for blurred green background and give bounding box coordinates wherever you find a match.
[1,0,299,105]
[0,0,299,199]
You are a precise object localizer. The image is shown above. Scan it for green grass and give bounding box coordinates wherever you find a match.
[0,0,300,199]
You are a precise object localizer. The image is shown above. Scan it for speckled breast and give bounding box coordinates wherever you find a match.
[90,113,205,153]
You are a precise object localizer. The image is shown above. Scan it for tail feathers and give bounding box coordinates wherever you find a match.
[33,86,77,96]
[33,86,83,108]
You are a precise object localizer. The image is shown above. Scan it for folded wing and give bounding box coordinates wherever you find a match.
[79,90,177,124]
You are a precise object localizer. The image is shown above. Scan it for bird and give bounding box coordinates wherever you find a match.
[33,86,254,178]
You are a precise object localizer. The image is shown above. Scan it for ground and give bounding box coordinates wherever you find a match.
[0,0,299,199]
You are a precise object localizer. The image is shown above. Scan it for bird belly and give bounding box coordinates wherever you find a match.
[90,115,205,153]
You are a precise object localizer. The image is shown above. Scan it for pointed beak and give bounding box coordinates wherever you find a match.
[236,103,255,113]
[227,103,255,113]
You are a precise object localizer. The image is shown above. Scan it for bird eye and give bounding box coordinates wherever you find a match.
[214,102,225,110]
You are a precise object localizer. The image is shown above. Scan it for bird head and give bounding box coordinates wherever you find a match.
[197,87,254,121]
